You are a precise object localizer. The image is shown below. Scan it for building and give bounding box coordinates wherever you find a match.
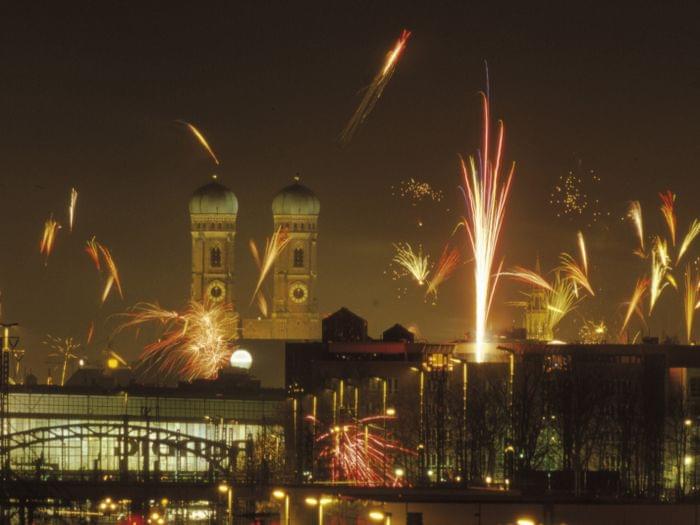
[189,176,321,342]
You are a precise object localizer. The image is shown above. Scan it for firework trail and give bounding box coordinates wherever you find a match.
[459,93,515,361]
[392,243,430,285]
[627,201,645,257]
[677,219,700,265]
[659,190,676,246]
[542,273,580,333]
[118,300,238,381]
[177,120,220,165]
[255,292,269,318]
[86,321,95,345]
[85,236,101,270]
[98,243,123,302]
[425,245,460,300]
[39,215,61,264]
[249,226,290,305]
[620,277,649,336]
[683,264,700,343]
[44,335,82,386]
[501,266,554,292]
[577,231,588,276]
[558,253,594,297]
[307,414,413,486]
[339,29,411,146]
[649,237,673,315]
[68,188,78,232]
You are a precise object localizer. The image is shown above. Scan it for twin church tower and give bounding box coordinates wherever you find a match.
[188,175,321,340]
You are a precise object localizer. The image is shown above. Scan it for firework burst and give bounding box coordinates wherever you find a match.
[392,243,430,286]
[98,243,123,303]
[308,414,413,486]
[39,215,61,264]
[500,266,554,292]
[118,300,238,381]
[392,178,444,204]
[339,29,411,146]
[249,226,290,306]
[425,245,460,301]
[44,335,82,387]
[649,237,672,315]
[579,320,607,344]
[459,93,515,360]
[627,201,645,257]
[683,264,700,343]
[659,190,676,246]
[620,277,649,337]
[677,219,700,265]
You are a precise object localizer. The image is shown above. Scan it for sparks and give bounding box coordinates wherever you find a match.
[392,243,430,286]
[649,237,672,315]
[677,219,700,265]
[98,243,123,302]
[459,93,515,361]
[501,266,554,292]
[178,120,220,166]
[683,264,700,344]
[557,252,594,297]
[85,236,101,270]
[659,190,676,246]
[118,300,237,381]
[620,277,649,337]
[44,335,82,387]
[249,226,290,305]
[39,215,61,264]
[627,201,645,257]
[68,187,78,232]
[339,29,411,146]
[425,245,460,301]
[307,413,413,486]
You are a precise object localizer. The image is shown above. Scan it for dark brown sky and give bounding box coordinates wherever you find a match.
[1,2,699,377]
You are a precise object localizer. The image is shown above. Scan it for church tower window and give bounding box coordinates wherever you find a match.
[293,248,304,268]
[210,246,222,268]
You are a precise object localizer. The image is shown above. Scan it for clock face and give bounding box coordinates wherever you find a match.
[206,280,226,303]
[289,282,308,304]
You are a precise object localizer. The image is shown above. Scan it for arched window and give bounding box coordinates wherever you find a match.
[210,246,222,267]
[293,248,304,268]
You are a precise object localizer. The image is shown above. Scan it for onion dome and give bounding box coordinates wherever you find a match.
[271,178,320,216]
[189,176,238,215]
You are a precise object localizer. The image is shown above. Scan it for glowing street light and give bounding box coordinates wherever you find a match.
[217,482,233,525]
[272,489,290,525]
[369,510,392,525]
[305,496,333,525]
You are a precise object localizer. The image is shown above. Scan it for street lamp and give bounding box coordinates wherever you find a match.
[305,496,333,525]
[217,483,233,525]
[369,510,392,525]
[272,489,290,525]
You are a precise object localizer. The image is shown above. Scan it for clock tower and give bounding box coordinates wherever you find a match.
[269,178,321,339]
[189,176,238,311]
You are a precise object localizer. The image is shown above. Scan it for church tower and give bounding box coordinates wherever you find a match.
[524,257,552,341]
[269,177,321,339]
[189,176,238,310]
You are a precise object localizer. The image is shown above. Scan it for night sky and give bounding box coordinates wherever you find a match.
[1,3,699,379]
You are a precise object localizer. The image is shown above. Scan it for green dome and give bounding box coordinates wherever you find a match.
[189,179,238,215]
[272,181,320,216]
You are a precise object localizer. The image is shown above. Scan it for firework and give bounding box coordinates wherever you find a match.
[85,236,101,270]
[44,335,82,387]
[118,300,238,381]
[677,219,700,265]
[177,120,220,165]
[459,93,515,361]
[501,266,553,292]
[86,321,95,345]
[649,237,672,315]
[339,29,411,146]
[98,243,123,302]
[249,226,290,305]
[255,292,269,318]
[549,160,603,222]
[392,243,430,285]
[392,178,444,204]
[543,273,580,333]
[683,264,700,343]
[579,320,607,344]
[620,277,649,336]
[425,245,460,300]
[307,414,413,486]
[39,215,61,264]
[659,190,676,246]
[557,253,594,297]
[627,201,645,257]
[577,231,588,275]
[68,187,78,232]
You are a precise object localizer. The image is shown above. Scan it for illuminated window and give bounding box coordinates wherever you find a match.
[293,248,304,268]
[210,247,222,267]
